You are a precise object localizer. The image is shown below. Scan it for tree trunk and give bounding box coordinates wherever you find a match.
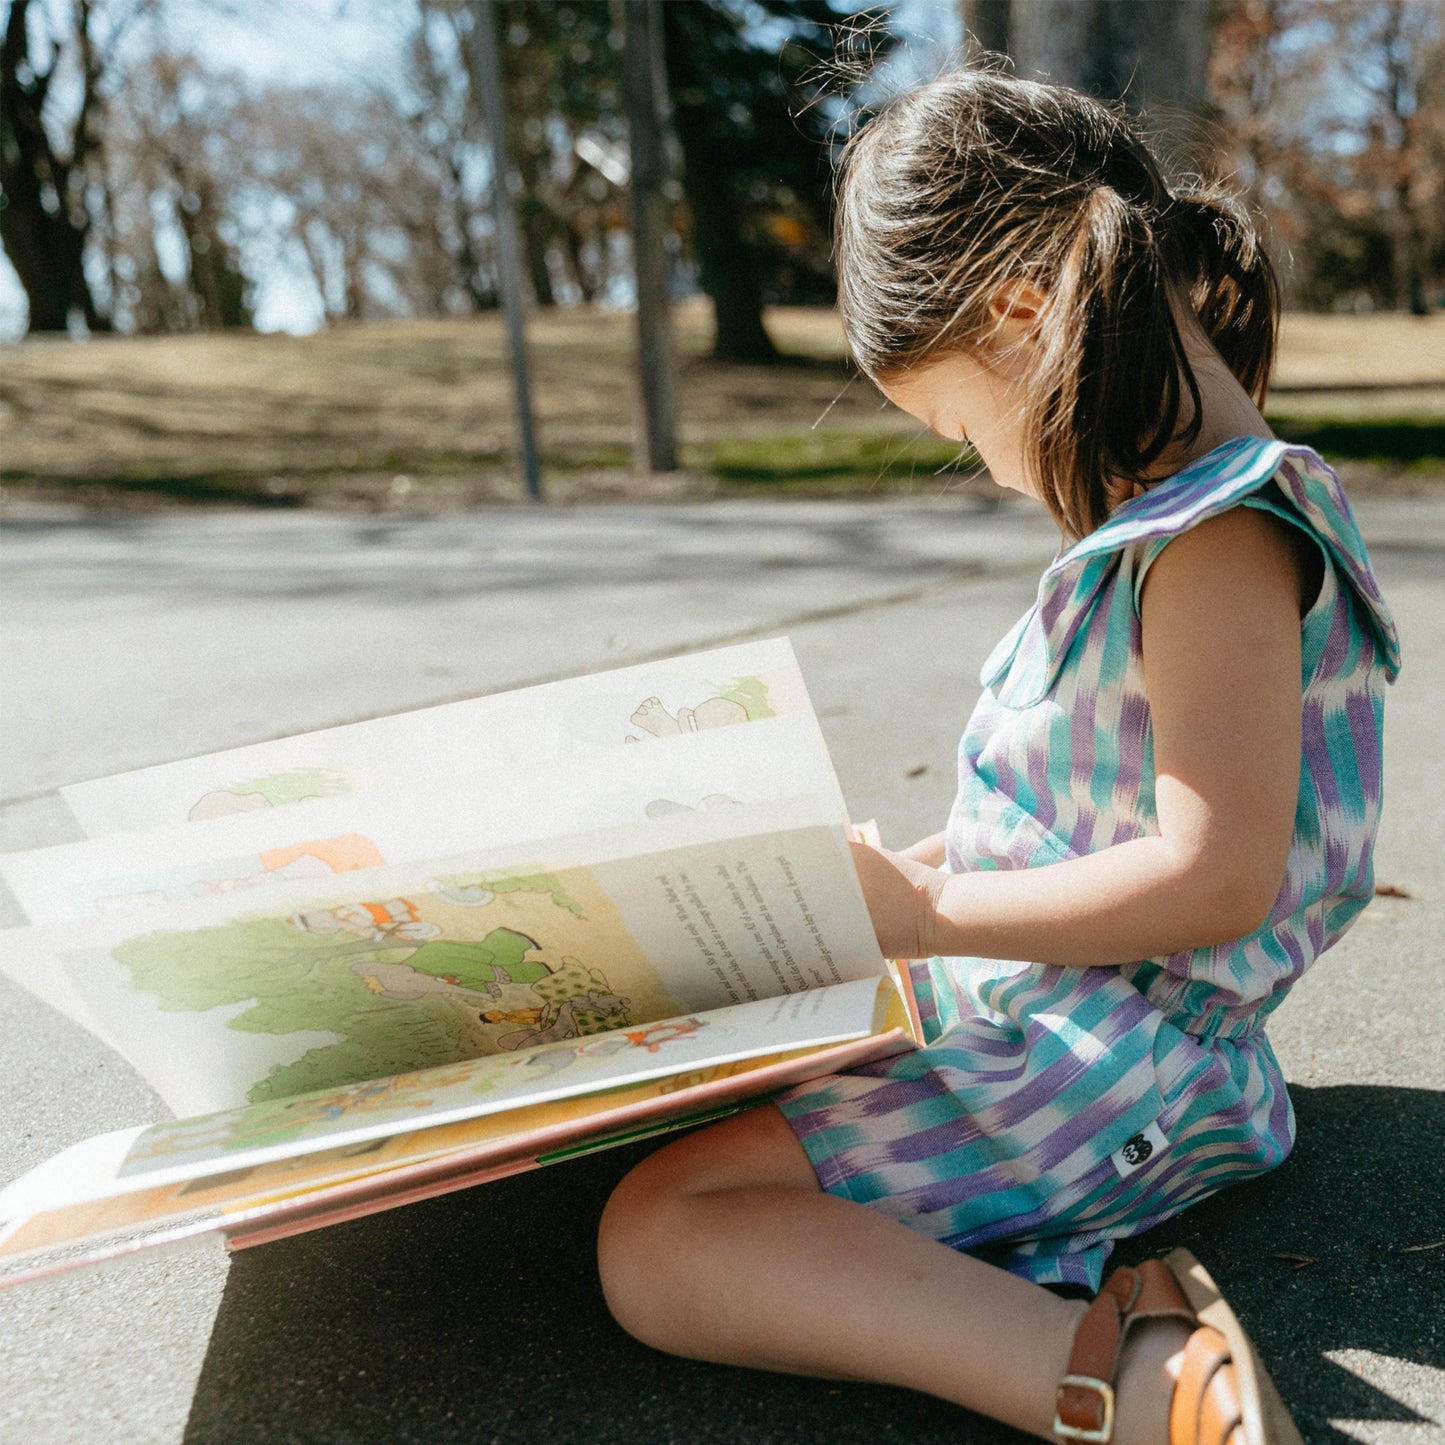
[1008,0,1213,137]
[0,0,107,333]
[690,195,778,364]
[520,205,557,307]
[661,2,778,364]
[665,140,777,362]
[960,0,1011,54]
[621,0,678,471]
[562,221,598,304]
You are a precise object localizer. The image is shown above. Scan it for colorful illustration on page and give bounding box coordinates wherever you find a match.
[68,835,387,918]
[622,667,808,745]
[87,866,675,1107]
[187,767,355,822]
[120,1014,714,1171]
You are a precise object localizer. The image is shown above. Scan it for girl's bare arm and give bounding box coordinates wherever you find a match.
[901,831,948,866]
[855,507,1311,964]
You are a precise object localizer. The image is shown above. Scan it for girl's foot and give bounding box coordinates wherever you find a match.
[1052,1249,1303,1445]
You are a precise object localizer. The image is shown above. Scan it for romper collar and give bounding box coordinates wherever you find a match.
[981,437,1402,707]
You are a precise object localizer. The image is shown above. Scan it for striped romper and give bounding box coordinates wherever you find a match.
[776,437,1402,1290]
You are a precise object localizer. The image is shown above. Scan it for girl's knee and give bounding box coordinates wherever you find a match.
[596,1105,819,1347]
[597,1145,702,1346]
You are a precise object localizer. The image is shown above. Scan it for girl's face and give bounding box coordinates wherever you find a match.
[878,346,1035,498]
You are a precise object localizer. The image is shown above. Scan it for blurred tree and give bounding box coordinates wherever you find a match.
[404,1,629,310]
[1348,0,1441,313]
[1007,0,1213,129]
[239,83,458,324]
[662,0,888,362]
[405,0,875,349]
[406,6,499,310]
[495,0,623,307]
[1210,0,1443,311]
[0,0,147,332]
[101,50,252,331]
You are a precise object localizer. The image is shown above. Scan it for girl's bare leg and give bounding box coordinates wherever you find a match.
[598,1104,1190,1443]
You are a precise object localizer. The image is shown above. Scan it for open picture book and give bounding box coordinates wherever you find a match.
[0,638,921,1287]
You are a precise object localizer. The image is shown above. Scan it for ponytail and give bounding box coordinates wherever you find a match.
[1166,187,1281,408]
[833,70,1283,541]
[1027,184,1203,539]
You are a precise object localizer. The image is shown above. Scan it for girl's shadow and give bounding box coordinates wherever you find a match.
[182,1084,1442,1443]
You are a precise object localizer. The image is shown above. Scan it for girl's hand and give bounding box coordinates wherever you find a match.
[849,841,948,960]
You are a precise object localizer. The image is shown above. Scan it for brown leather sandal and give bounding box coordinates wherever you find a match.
[1053,1248,1303,1444]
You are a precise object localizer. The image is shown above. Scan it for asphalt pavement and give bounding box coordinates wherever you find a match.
[1,492,1441,1444]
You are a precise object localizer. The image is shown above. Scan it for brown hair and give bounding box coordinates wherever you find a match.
[835,70,1280,538]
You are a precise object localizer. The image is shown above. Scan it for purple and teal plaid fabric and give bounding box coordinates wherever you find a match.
[778,439,1400,1288]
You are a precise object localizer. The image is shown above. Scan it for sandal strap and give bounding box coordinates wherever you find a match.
[1054,1260,1197,1442]
[1169,1326,1233,1443]
[1200,1363,1248,1445]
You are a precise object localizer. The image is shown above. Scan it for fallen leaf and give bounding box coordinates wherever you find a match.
[1271,1252,1318,1270]
[1374,882,1412,899]
[1401,1241,1444,1253]
[905,763,928,778]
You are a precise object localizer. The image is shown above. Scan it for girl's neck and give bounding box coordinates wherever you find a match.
[1153,322,1275,478]
[1108,321,1274,509]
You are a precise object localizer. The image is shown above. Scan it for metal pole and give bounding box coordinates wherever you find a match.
[619,0,678,473]
[467,0,542,501]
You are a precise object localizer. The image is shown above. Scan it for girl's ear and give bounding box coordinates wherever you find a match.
[987,281,1047,333]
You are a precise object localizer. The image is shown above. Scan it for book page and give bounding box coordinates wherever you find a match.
[61,639,820,837]
[0,1005,916,1286]
[0,977,903,1222]
[3,716,843,925]
[0,800,881,1117]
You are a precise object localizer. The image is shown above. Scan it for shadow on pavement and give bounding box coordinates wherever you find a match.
[183,1085,1441,1444]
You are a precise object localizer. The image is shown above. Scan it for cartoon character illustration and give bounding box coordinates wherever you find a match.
[644,794,741,819]
[505,1029,635,1081]
[627,695,748,741]
[501,1014,702,1082]
[286,898,442,944]
[190,852,333,899]
[187,768,354,822]
[496,989,632,1051]
[351,930,555,1003]
[111,866,656,1105]
[189,835,386,900]
[187,790,271,822]
[72,837,388,918]
[428,881,497,907]
[481,1006,551,1028]
[611,1018,705,1053]
[402,933,553,993]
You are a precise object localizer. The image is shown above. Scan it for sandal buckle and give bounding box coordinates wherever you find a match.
[1054,1375,1115,1443]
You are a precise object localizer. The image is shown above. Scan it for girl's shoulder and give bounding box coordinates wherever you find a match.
[1068,437,1398,674]
[981,439,1401,706]
[1061,437,1331,565]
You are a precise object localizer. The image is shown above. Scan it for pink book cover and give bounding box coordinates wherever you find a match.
[0,1021,914,1288]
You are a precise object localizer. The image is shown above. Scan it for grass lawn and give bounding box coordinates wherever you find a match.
[1,304,1440,509]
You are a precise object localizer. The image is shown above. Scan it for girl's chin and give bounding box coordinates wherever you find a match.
[991,473,1033,498]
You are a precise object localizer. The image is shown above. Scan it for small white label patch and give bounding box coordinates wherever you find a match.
[1110,1119,1169,1178]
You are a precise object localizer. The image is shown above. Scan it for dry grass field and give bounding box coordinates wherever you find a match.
[1,303,1440,509]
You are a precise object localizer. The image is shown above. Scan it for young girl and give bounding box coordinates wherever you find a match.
[597,69,1400,1444]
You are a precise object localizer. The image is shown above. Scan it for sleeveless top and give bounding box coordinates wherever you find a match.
[778,437,1401,1290]
[940,436,1401,1040]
